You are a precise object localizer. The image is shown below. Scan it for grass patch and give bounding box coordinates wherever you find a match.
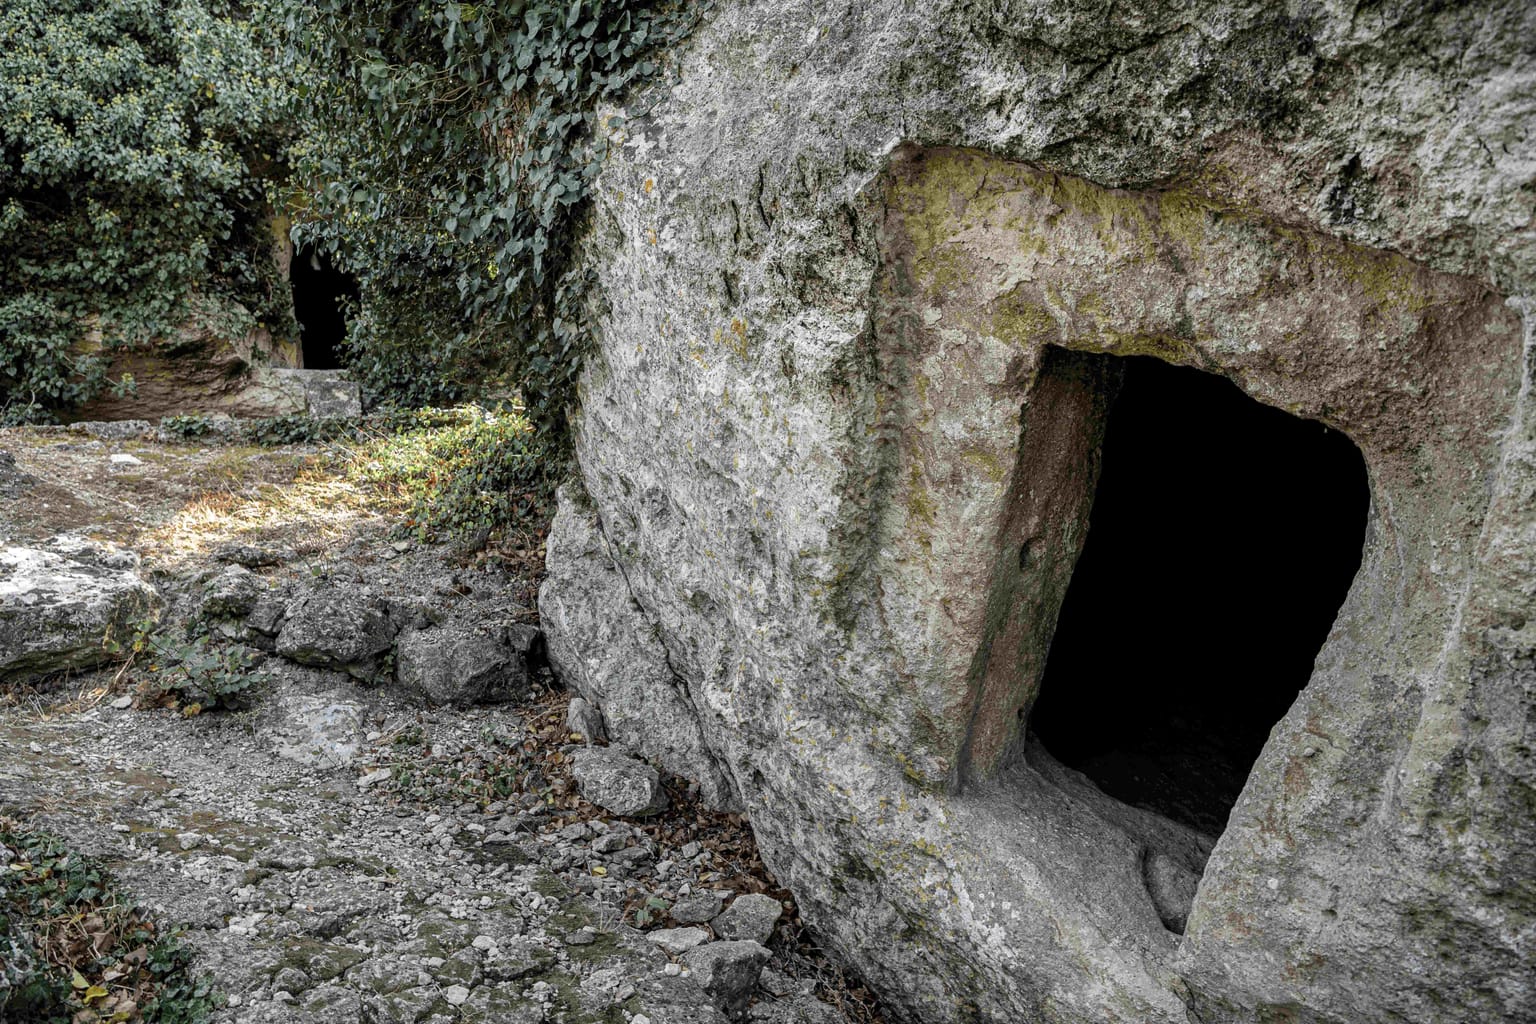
[0,817,219,1023]
[348,405,556,545]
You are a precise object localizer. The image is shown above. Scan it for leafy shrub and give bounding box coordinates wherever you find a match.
[0,819,219,1022]
[107,620,261,714]
[351,405,554,542]
[0,0,294,423]
[240,414,355,447]
[159,415,215,440]
[278,0,705,429]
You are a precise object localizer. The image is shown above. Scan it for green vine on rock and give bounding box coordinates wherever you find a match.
[278,0,705,431]
[0,0,294,424]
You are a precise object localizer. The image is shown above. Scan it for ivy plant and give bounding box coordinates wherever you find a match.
[277,0,705,430]
[0,0,293,423]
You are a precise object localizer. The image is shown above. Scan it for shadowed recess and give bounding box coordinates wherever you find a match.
[290,245,359,370]
[1029,356,1370,836]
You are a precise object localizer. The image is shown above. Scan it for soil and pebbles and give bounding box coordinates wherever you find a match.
[0,426,883,1024]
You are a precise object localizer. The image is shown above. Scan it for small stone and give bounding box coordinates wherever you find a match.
[110,695,133,710]
[662,963,681,977]
[392,540,412,553]
[569,747,668,817]
[273,967,311,994]
[682,940,772,1014]
[592,832,627,854]
[565,930,597,946]
[109,453,143,466]
[646,927,710,955]
[712,893,784,945]
[566,696,606,742]
[444,984,470,1006]
[357,768,391,789]
[471,935,497,951]
[669,891,724,924]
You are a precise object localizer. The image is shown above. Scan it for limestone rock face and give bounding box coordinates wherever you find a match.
[0,537,161,684]
[542,486,737,808]
[69,308,305,422]
[541,2,1536,1022]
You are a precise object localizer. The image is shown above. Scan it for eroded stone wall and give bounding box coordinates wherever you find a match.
[542,2,1536,1021]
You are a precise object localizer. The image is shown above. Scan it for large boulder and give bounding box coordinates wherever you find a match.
[540,3,1536,1023]
[274,585,398,678]
[0,537,161,683]
[68,301,306,422]
[393,622,539,706]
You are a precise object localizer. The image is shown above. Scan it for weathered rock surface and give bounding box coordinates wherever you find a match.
[570,746,669,817]
[0,451,34,498]
[541,2,1536,1022]
[274,586,398,678]
[68,309,304,422]
[261,369,363,420]
[0,537,161,683]
[394,622,538,706]
[683,941,772,1015]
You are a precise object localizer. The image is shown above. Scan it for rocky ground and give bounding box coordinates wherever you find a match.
[0,423,881,1024]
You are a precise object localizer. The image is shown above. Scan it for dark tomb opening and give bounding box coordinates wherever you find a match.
[290,246,358,370]
[1028,356,1370,837]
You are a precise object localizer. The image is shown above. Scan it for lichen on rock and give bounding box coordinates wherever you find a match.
[540,1,1536,1021]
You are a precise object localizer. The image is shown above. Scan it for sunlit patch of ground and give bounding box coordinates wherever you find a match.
[137,463,401,568]
[0,427,404,571]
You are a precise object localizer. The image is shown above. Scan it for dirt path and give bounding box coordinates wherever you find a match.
[0,423,867,1024]
[0,680,744,1023]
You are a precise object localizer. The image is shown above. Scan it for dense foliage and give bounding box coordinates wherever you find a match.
[279,0,702,426]
[0,0,292,423]
[351,405,552,541]
[0,819,218,1022]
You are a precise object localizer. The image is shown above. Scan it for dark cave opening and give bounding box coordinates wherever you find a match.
[1028,356,1370,837]
[290,246,358,370]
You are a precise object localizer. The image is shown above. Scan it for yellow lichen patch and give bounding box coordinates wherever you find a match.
[959,446,1008,484]
[1156,188,1221,257]
[1334,244,1431,318]
[990,293,1060,348]
[1035,169,1158,259]
[728,317,750,358]
[905,462,937,531]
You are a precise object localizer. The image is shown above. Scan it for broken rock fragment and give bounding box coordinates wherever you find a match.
[712,893,783,946]
[569,746,668,817]
[393,622,539,706]
[274,586,397,677]
[682,940,772,1015]
[0,537,161,684]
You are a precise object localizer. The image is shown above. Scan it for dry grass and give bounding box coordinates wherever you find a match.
[137,463,398,567]
[0,428,409,571]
